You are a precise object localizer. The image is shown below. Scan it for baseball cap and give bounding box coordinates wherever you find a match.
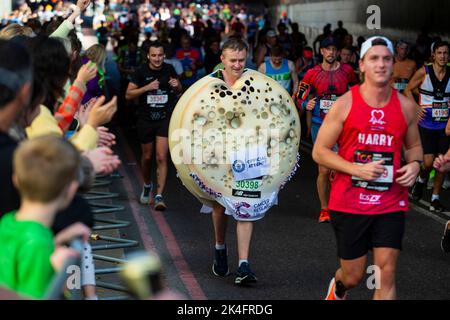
[360,36,394,59]
[320,37,338,49]
[303,49,313,59]
[266,30,277,38]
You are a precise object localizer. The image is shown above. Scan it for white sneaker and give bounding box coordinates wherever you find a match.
[139,184,153,205]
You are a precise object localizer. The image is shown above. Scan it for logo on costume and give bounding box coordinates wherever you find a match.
[234,202,252,219]
[232,160,246,173]
[369,110,386,126]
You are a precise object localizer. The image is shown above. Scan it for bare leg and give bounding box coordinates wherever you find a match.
[212,202,227,245]
[236,221,253,261]
[141,142,154,185]
[334,255,367,295]
[155,137,168,195]
[372,248,400,300]
[317,165,331,209]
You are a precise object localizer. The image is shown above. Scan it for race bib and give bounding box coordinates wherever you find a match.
[319,94,337,118]
[394,79,408,92]
[147,94,168,106]
[232,178,263,199]
[229,145,270,182]
[432,101,449,122]
[351,150,394,192]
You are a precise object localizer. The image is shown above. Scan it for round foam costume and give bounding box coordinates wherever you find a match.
[169,69,301,221]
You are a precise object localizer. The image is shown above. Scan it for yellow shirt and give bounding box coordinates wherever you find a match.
[26,105,98,151]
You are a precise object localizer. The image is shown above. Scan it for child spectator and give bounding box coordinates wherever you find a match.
[0,135,90,299]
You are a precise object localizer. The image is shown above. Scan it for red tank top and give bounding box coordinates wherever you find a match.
[329,85,409,215]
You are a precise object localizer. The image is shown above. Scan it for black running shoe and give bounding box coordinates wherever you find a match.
[430,199,448,213]
[411,180,425,201]
[235,262,257,285]
[212,246,229,277]
[441,221,450,253]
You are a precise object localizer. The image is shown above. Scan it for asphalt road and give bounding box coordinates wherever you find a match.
[106,125,450,300]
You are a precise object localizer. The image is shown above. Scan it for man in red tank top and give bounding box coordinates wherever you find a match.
[313,36,423,300]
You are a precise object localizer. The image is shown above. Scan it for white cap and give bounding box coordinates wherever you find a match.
[360,36,394,60]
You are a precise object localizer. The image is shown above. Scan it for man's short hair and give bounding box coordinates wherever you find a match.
[148,40,164,51]
[0,39,32,108]
[221,37,249,53]
[432,40,450,53]
[13,136,81,203]
[270,44,284,57]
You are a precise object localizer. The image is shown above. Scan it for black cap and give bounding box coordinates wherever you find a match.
[320,37,338,49]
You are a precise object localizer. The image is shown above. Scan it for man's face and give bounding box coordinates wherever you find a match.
[340,49,352,64]
[360,46,394,86]
[210,41,220,54]
[321,45,338,64]
[181,38,191,50]
[396,44,408,59]
[270,55,283,68]
[221,49,247,78]
[267,36,277,47]
[433,46,449,67]
[148,46,165,69]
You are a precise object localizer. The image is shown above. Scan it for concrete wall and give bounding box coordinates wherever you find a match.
[267,0,449,46]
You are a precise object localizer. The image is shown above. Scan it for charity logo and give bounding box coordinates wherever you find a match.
[369,110,386,125]
[232,160,246,173]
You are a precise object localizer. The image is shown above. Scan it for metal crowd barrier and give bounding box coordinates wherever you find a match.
[83,173,138,300]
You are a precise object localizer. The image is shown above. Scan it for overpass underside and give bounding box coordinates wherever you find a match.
[257,0,448,43]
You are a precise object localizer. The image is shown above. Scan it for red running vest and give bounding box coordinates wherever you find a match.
[329,85,409,215]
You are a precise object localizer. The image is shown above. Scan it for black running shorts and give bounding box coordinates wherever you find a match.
[418,126,450,156]
[136,117,170,144]
[330,211,406,260]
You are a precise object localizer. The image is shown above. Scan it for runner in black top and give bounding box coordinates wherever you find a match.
[126,41,182,210]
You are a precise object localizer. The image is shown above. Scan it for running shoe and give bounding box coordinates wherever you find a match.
[410,180,425,201]
[212,246,229,277]
[235,262,257,285]
[139,183,153,205]
[154,195,167,211]
[319,208,331,223]
[442,176,450,190]
[430,199,448,213]
[325,278,347,300]
[441,221,450,253]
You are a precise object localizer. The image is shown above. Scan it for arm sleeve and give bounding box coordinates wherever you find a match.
[49,20,74,39]
[69,124,98,151]
[54,80,87,132]
[26,105,98,151]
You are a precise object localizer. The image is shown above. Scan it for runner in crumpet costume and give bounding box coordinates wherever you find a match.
[168,38,301,285]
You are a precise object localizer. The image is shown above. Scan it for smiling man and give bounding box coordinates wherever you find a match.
[208,38,260,286]
[126,41,182,211]
[313,36,423,300]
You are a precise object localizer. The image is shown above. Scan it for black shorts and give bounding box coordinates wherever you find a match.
[136,117,170,144]
[330,211,405,260]
[419,126,450,156]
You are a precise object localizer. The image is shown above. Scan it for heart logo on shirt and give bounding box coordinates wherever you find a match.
[369,110,386,125]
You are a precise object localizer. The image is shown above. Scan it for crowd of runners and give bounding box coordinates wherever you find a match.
[0,0,449,300]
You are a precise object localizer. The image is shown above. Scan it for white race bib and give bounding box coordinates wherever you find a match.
[432,102,449,122]
[319,100,334,113]
[147,94,168,105]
